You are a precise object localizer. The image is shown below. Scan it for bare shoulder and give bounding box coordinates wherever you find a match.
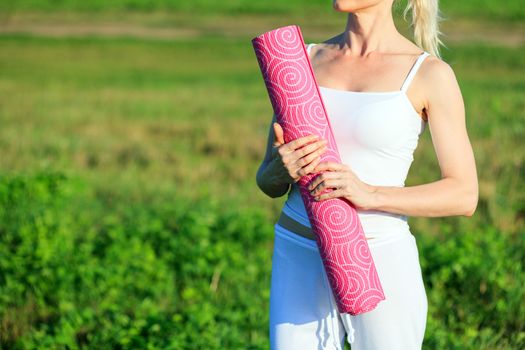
[419,55,458,88]
[416,54,466,127]
[397,33,456,84]
[417,55,463,112]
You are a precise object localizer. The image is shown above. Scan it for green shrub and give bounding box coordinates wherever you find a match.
[418,225,525,348]
[0,172,273,349]
[0,172,523,349]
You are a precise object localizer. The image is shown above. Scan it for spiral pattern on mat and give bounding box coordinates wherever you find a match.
[252,25,385,315]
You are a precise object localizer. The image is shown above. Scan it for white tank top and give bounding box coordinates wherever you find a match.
[281,43,430,241]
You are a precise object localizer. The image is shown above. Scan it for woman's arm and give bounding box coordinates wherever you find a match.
[371,58,478,217]
[310,57,478,217]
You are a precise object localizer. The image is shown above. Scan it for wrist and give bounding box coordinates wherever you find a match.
[368,184,382,211]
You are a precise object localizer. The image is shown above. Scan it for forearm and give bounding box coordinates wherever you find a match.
[256,161,290,198]
[370,177,478,217]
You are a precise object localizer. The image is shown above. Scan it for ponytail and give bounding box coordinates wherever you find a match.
[401,0,446,58]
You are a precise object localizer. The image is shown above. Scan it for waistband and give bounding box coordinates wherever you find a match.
[282,200,411,234]
[278,209,413,246]
[277,210,316,240]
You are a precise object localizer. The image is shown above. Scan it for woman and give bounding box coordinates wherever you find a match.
[256,0,478,349]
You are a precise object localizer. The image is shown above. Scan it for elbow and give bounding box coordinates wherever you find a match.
[463,201,477,217]
[255,167,266,194]
[256,163,289,199]
[255,165,275,199]
[461,185,479,217]
[267,191,285,199]
[257,178,288,199]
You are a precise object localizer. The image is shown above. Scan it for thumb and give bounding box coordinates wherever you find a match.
[273,122,285,146]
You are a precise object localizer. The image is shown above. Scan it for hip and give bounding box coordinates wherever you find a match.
[277,209,415,248]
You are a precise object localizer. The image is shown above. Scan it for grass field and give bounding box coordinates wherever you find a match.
[0,1,524,349]
[1,0,525,21]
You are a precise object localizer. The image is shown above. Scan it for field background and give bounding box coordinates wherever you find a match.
[0,1,524,349]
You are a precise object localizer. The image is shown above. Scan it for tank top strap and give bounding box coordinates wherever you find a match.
[400,51,430,92]
[306,43,316,56]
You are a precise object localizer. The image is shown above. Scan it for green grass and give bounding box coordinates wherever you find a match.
[0,34,523,234]
[1,0,525,22]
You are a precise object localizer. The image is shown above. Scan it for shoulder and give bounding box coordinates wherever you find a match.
[418,55,463,111]
[396,34,457,86]
[421,55,455,80]
[417,55,465,125]
[305,43,317,60]
[418,55,457,91]
[306,42,325,57]
[306,42,317,52]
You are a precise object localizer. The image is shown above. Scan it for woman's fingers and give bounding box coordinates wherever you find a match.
[311,178,345,196]
[295,140,327,163]
[281,138,325,165]
[297,143,327,168]
[284,134,319,154]
[275,134,328,182]
[314,161,347,173]
[272,122,285,147]
[308,171,339,191]
[297,154,323,177]
[296,144,330,177]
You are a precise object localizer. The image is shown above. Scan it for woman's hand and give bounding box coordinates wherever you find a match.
[308,161,378,210]
[270,122,328,184]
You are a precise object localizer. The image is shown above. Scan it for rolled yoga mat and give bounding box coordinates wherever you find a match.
[252,25,386,317]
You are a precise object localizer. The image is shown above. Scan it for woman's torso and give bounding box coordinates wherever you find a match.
[281,43,430,243]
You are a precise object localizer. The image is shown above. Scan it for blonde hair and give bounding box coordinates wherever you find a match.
[400,0,446,58]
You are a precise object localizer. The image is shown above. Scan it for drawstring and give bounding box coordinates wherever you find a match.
[320,267,338,348]
[340,313,356,345]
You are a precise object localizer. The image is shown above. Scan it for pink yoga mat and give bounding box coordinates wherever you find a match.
[252,25,385,315]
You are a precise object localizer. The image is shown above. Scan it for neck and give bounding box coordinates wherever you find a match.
[340,4,399,57]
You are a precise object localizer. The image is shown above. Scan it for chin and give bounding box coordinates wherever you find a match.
[332,0,384,13]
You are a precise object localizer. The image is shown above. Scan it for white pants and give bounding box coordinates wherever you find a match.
[269,223,428,350]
